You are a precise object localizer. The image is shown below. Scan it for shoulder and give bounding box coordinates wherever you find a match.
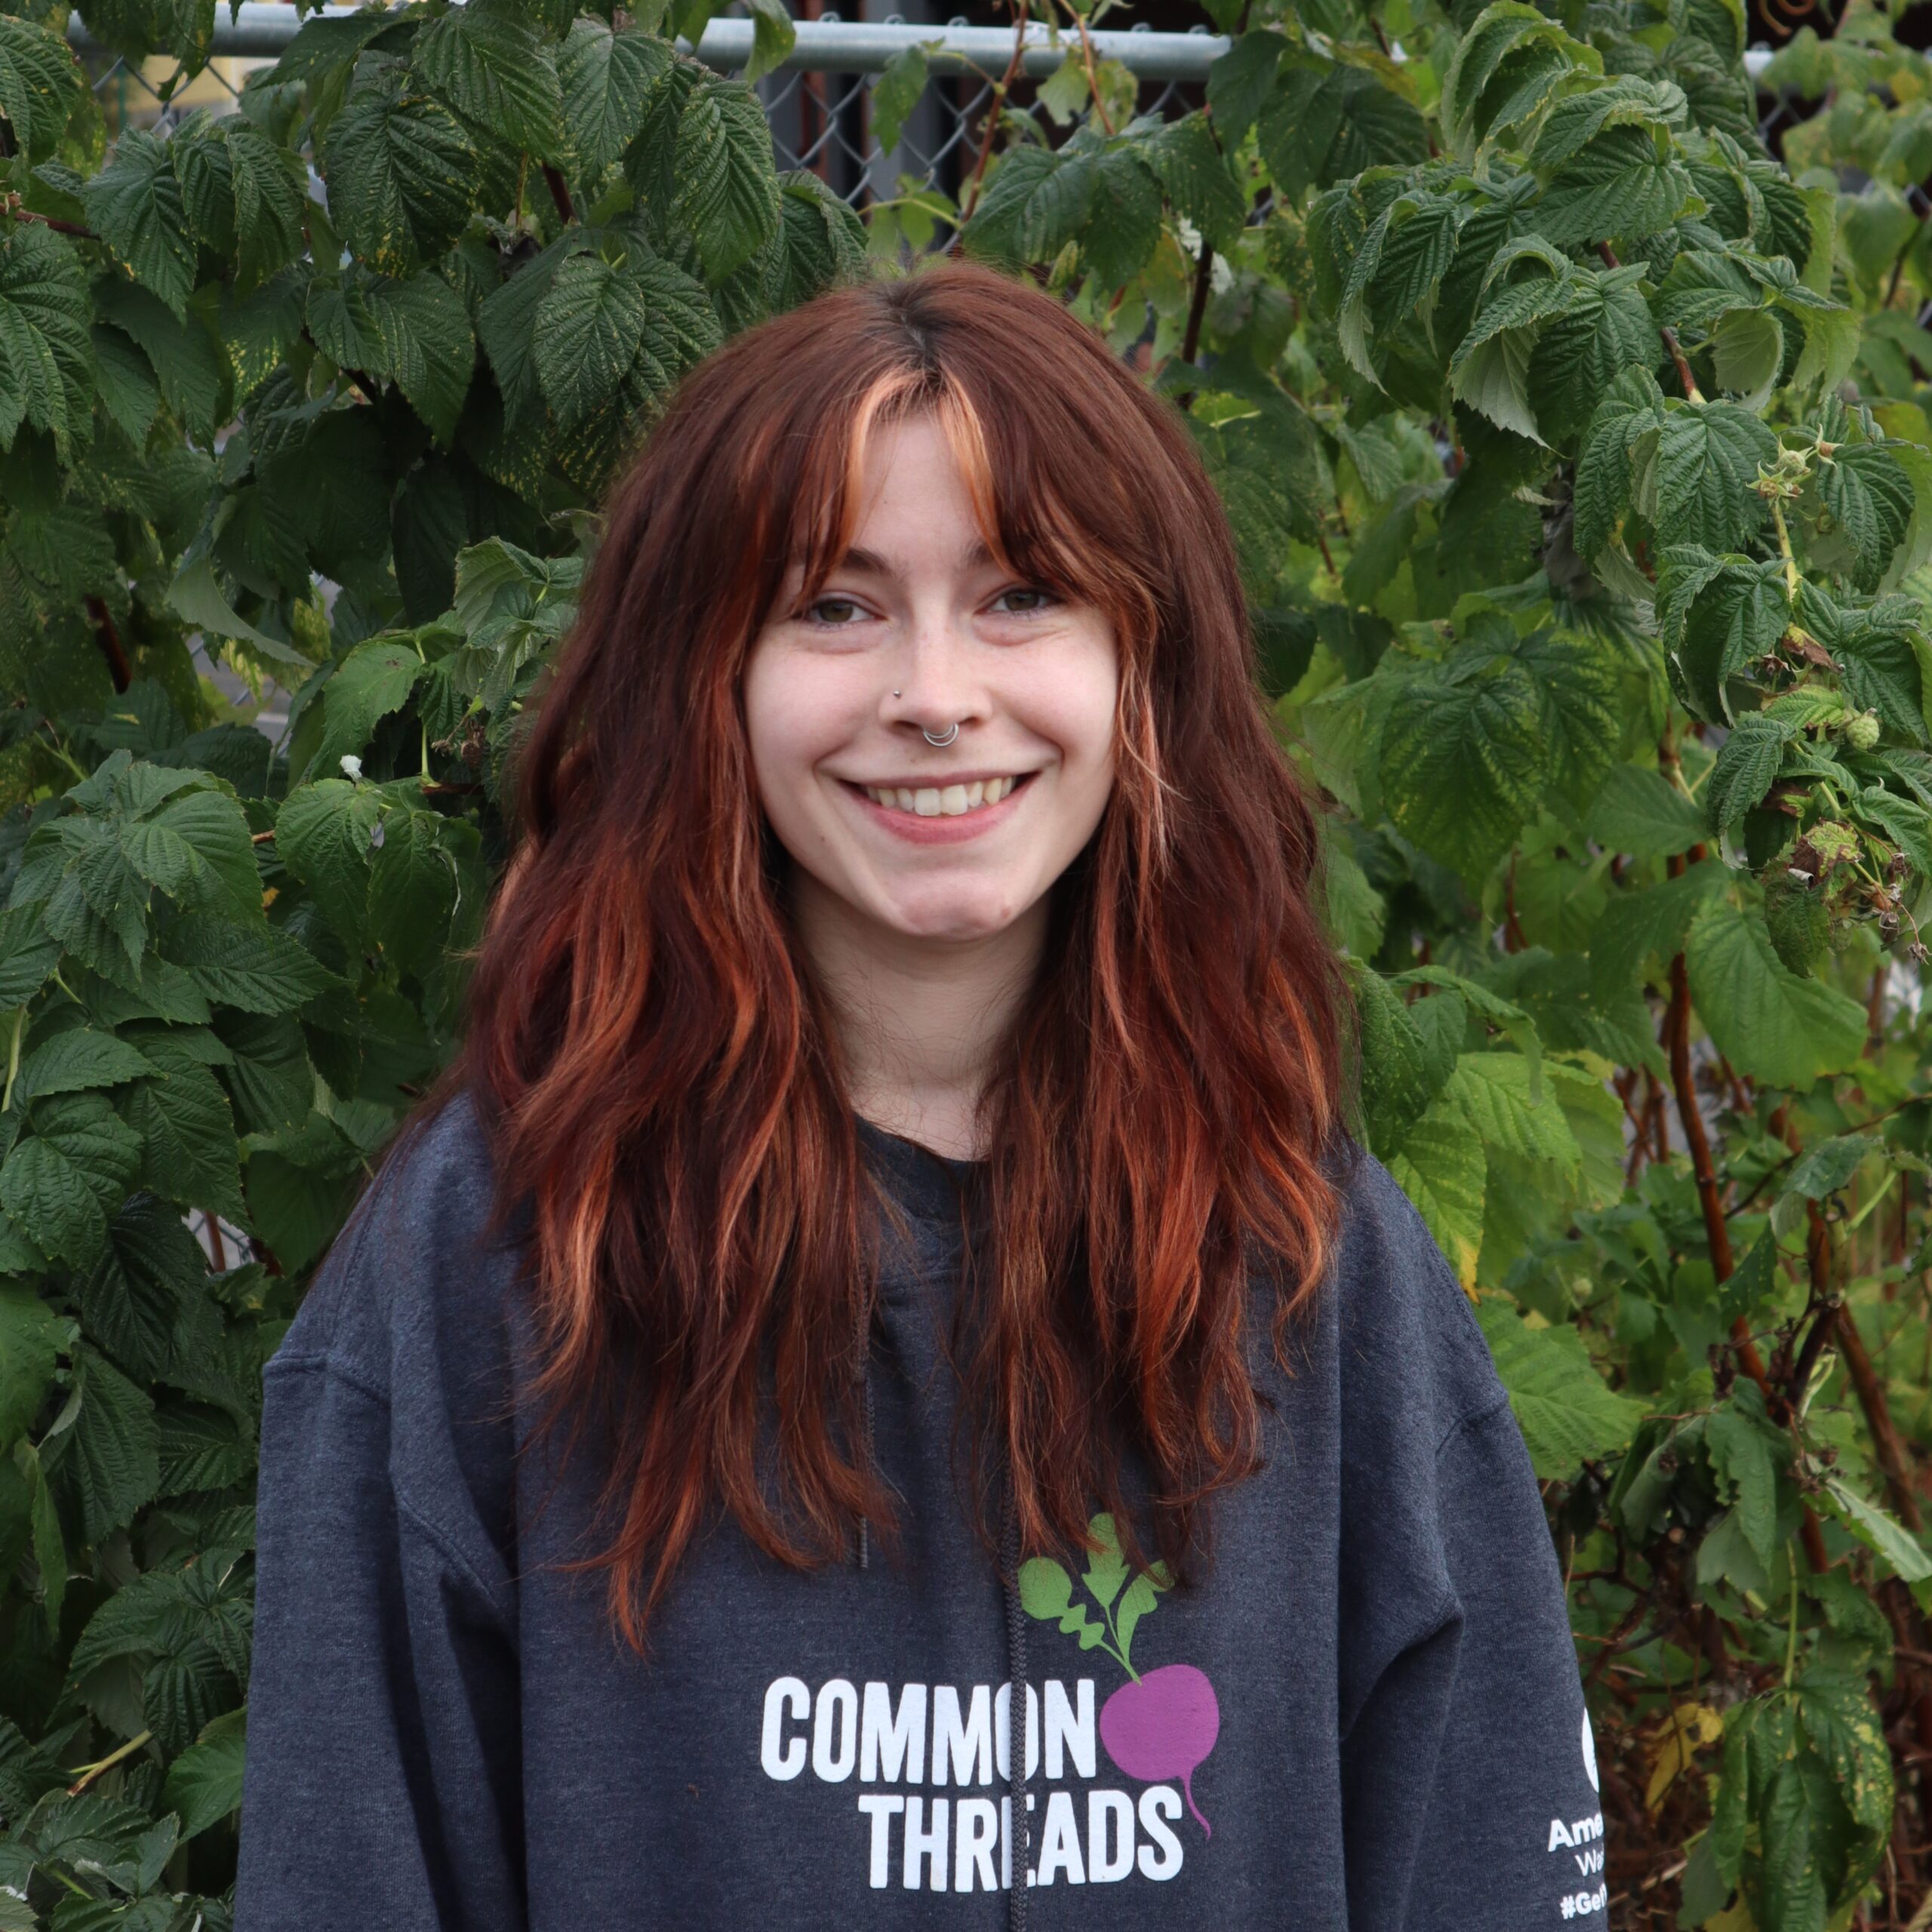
[1324,1141,1509,1457]
[267,1086,515,1401]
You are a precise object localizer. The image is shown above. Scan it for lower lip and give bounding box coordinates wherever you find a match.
[842,774,1036,844]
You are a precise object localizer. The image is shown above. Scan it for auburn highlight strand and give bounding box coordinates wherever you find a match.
[449,259,1349,1653]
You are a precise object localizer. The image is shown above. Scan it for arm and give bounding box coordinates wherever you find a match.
[233,1352,525,1932]
[1340,1400,1604,1932]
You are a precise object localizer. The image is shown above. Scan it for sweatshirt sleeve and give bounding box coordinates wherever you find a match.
[1339,1396,1607,1932]
[234,1112,528,1932]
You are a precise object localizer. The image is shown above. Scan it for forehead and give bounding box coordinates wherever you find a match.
[849,426,987,560]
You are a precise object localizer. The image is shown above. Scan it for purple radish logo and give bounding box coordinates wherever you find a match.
[1018,1513,1221,1839]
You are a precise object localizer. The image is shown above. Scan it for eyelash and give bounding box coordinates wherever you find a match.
[798,586,1058,626]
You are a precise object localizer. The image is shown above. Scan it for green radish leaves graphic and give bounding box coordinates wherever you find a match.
[1017,1513,1171,1680]
[1020,1516,1223,1839]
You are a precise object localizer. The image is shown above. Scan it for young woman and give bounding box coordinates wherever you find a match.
[234,260,1604,1930]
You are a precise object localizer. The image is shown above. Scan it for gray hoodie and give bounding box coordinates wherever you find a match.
[234,1094,1607,1930]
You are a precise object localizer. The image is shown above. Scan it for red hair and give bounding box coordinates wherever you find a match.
[457,259,1347,1651]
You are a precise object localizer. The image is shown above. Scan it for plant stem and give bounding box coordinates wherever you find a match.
[1598,242,1703,400]
[953,0,1030,232]
[1180,230,1214,378]
[1770,491,1801,600]
[1096,1593,1140,1682]
[1838,1302,1925,1530]
[1663,943,1832,1571]
[1775,1114,1924,1527]
[2,1008,22,1113]
[1054,0,1116,134]
[86,596,131,693]
[1785,1543,1799,1686]
[66,1729,152,1796]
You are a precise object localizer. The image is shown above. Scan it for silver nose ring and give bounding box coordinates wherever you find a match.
[921,723,960,748]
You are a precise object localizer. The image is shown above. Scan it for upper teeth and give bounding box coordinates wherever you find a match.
[862,776,1020,817]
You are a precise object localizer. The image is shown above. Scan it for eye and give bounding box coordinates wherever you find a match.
[801,595,869,626]
[988,586,1057,616]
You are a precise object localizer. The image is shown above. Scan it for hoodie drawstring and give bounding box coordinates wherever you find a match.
[1001,1488,1031,1932]
[858,1368,875,1571]
[852,1194,1029,1924]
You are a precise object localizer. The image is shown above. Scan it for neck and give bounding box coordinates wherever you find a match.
[788,869,1047,1161]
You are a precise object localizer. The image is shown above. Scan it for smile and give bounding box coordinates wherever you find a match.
[857,775,1024,817]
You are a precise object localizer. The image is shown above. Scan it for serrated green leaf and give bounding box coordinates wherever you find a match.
[0,1094,143,1270]
[965,145,1096,267]
[1706,712,1795,829]
[91,322,159,446]
[1655,401,1778,552]
[78,1192,208,1386]
[159,919,333,1016]
[1571,365,1666,559]
[124,1034,245,1226]
[1441,1051,1582,1173]
[81,129,197,318]
[1817,442,1914,593]
[1684,896,1868,1090]
[1525,269,1659,447]
[675,75,783,283]
[1583,764,1706,857]
[272,780,382,946]
[413,7,566,162]
[1146,110,1247,251]
[558,16,672,180]
[361,270,475,445]
[70,1343,160,1546]
[1474,1297,1645,1478]
[14,1030,156,1104]
[325,66,478,278]
[1536,125,1693,248]
[1352,965,1462,1155]
[368,808,457,978]
[0,17,83,164]
[742,0,796,86]
[1387,1107,1487,1291]
[534,252,648,432]
[1377,623,1574,880]
[162,1709,246,1842]
[0,222,93,456]
[1706,1396,1782,1571]
[1823,1477,1932,1581]
[0,1281,63,1445]
[1206,29,1286,146]
[94,276,226,444]
[1709,305,1783,411]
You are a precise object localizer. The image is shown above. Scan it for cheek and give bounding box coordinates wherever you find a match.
[742,649,848,812]
[1057,638,1121,800]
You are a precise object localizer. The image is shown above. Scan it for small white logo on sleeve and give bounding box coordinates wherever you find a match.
[1581,1710,1598,1794]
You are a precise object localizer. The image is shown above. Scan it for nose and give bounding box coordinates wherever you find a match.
[882,605,987,743]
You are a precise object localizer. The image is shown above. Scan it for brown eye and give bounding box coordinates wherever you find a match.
[990,587,1054,615]
[805,596,864,625]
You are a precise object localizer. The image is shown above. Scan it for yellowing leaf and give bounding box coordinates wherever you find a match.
[1646,1702,1724,1812]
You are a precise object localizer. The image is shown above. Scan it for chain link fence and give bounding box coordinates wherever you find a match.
[65,13,1807,221]
[67,10,1215,212]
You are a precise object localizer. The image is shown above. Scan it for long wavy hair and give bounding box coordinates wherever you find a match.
[457,258,1348,1654]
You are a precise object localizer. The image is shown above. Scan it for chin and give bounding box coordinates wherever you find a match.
[883,894,1023,944]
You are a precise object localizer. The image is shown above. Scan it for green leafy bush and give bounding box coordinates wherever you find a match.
[5,0,1932,1921]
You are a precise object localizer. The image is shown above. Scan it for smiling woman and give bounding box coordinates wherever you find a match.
[236,261,1604,1932]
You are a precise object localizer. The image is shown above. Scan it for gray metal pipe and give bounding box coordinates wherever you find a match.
[66,5,1232,78]
[60,8,1774,85]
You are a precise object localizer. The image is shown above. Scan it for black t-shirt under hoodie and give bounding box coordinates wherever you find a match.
[233,1093,1607,1930]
